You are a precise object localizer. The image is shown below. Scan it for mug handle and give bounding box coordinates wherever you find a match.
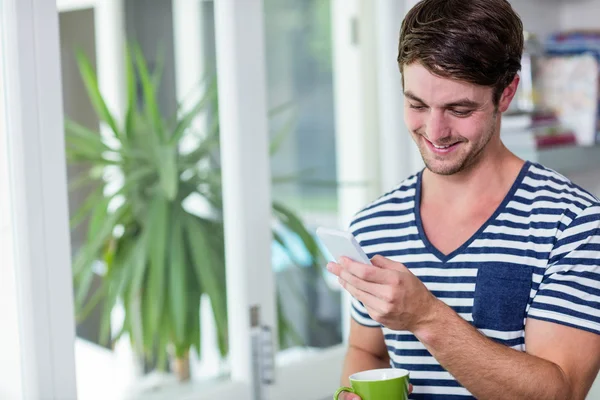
[333,387,356,400]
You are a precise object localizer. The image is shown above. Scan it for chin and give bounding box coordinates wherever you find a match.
[424,162,465,176]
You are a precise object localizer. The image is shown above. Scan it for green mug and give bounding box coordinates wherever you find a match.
[333,368,410,400]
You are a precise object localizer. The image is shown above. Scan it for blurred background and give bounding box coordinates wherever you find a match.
[2,0,600,399]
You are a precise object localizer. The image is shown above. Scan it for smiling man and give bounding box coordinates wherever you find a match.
[328,0,600,399]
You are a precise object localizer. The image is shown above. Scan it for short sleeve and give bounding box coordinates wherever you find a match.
[351,297,381,327]
[528,205,600,334]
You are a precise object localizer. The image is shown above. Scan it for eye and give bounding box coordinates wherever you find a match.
[409,104,427,111]
[450,109,473,117]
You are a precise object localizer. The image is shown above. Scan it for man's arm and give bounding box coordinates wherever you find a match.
[329,255,600,400]
[414,301,600,400]
[341,319,390,386]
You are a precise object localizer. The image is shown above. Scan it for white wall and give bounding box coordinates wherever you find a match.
[511,0,561,38]
[561,0,600,30]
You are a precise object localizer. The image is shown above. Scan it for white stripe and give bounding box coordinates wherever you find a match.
[545,262,600,276]
[423,282,475,292]
[470,238,552,252]
[507,199,585,214]
[533,295,600,318]
[497,211,573,225]
[388,355,440,365]
[547,273,600,290]
[352,213,416,231]
[355,226,419,241]
[537,281,600,304]
[556,220,600,242]
[350,309,379,327]
[354,202,415,221]
[515,186,595,207]
[485,224,559,238]
[550,235,600,259]
[406,371,457,380]
[364,240,426,254]
[528,309,600,332]
[412,268,478,277]
[477,328,523,340]
[384,340,426,350]
[412,385,472,395]
[522,173,599,204]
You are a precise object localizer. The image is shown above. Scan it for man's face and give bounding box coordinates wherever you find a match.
[403,63,512,176]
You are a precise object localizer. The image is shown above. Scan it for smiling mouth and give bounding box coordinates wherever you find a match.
[423,137,462,153]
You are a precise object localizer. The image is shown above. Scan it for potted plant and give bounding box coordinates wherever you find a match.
[66,44,334,381]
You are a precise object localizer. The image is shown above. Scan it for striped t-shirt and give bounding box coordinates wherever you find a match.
[350,161,600,399]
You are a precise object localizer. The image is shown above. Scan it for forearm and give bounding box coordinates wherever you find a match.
[414,301,571,400]
[341,345,390,386]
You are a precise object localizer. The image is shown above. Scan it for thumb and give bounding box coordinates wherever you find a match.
[371,255,407,272]
[338,392,361,400]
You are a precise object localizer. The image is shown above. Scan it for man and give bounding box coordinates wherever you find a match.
[327,0,600,399]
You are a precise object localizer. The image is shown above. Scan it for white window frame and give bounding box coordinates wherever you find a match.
[0,0,77,398]
[1,0,381,398]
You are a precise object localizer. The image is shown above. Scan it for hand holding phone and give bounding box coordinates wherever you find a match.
[316,227,371,265]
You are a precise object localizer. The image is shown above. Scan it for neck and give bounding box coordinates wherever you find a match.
[421,138,524,206]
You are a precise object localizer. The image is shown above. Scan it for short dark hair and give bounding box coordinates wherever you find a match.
[398,0,524,105]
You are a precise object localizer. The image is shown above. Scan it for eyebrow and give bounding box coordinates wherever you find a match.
[404,91,481,109]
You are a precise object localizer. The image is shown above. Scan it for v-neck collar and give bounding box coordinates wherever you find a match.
[414,161,531,263]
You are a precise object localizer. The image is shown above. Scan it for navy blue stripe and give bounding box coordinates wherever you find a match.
[502,206,565,218]
[351,304,374,320]
[385,333,418,341]
[360,235,421,247]
[568,212,600,228]
[550,257,600,266]
[527,170,581,191]
[419,276,477,284]
[489,218,567,231]
[369,248,433,258]
[410,379,463,388]
[390,361,447,372]
[360,191,416,213]
[552,230,599,257]
[511,194,588,211]
[353,222,416,235]
[411,394,474,400]
[490,336,525,347]
[538,289,600,309]
[478,231,556,245]
[431,290,475,298]
[462,246,549,260]
[543,275,600,297]
[353,208,414,225]
[387,346,432,357]
[530,302,600,324]
[519,182,596,206]
[527,314,600,335]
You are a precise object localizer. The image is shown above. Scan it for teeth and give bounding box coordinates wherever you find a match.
[433,144,451,149]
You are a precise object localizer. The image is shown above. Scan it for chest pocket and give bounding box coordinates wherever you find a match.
[472,264,533,331]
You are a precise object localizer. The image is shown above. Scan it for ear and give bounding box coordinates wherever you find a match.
[497,74,520,113]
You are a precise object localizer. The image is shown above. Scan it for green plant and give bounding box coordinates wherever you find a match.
[66,44,332,371]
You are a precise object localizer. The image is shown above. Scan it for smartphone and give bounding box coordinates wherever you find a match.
[316,227,372,265]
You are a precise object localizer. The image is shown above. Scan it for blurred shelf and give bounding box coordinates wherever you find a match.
[535,144,600,176]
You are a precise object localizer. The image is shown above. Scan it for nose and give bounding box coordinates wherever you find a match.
[425,111,451,143]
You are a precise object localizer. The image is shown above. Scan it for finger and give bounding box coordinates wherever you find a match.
[338,267,385,298]
[326,261,342,277]
[338,392,361,400]
[409,383,413,394]
[371,255,409,272]
[340,257,398,284]
[339,277,388,315]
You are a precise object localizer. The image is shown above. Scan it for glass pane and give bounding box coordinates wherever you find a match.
[264,0,343,355]
[60,2,231,398]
